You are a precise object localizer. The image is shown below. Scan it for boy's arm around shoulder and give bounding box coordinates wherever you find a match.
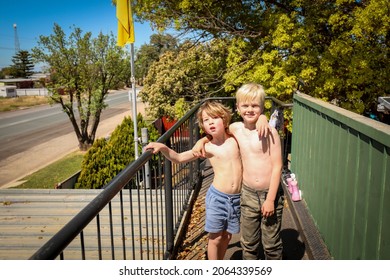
[256,114,271,138]
[192,136,210,157]
[228,121,243,135]
[145,142,197,164]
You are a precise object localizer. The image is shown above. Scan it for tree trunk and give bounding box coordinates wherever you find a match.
[78,141,92,151]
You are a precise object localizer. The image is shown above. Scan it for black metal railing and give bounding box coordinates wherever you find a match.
[30,97,292,260]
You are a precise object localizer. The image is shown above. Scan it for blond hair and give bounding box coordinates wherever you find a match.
[235,83,266,112]
[197,101,232,133]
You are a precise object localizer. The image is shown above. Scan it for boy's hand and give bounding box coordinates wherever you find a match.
[144,142,162,154]
[256,114,271,138]
[261,200,275,218]
[192,137,208,157]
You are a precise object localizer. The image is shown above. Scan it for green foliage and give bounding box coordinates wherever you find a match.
[10,50,35,78]
[135,33,179,83]
[139,39,228,120]
[0,66,14,79]
[133,0,390,118]
[75,114,158,189]
[31,24,130,149]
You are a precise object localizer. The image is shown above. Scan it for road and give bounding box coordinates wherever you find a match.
[0,89,146,188]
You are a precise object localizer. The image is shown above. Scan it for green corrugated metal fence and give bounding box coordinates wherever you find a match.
[290,93,390,260]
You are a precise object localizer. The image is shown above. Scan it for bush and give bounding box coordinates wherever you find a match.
[75,114,158,189]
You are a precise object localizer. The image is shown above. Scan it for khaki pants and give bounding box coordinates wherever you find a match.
[240,184,284,260]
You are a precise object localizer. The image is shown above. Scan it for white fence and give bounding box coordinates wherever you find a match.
[16,88,48,96]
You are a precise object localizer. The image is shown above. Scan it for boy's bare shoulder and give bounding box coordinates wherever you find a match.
[229,121,244,131]
[226,135,239,145]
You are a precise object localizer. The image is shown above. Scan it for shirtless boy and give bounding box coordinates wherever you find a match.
[145,101,242,260]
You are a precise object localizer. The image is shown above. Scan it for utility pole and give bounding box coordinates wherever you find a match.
[13,24,20,54]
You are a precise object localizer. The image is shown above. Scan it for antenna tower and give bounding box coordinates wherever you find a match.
[13,23,20,54]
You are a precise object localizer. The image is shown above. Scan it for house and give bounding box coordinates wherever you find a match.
[0,73,50,97]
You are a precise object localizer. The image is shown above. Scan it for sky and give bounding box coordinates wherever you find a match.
[0,0,158,71]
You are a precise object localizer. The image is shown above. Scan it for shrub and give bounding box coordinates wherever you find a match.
[75,114,158,189]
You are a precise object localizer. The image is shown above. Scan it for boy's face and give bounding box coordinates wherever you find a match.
[201,111,225,136]
[236,100,262,124]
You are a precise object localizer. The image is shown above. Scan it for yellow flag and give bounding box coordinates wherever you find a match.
[116,0,135,46]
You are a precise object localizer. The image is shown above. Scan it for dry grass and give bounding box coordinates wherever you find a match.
[0,96,50,112]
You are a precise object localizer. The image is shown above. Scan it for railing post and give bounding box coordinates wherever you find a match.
[164,138,174,259]
[141,128,151,189]
[194,116,201,179]
[189,116,195,186]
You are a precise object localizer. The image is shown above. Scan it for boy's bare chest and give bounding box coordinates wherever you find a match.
[205,139,239,158]
[237,130,266,153]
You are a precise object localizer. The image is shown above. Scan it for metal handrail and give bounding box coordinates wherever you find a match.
[30,99,207,260]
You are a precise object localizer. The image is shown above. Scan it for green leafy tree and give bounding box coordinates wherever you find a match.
[32,24,129,150]
[0,67,15,79]
[11,50,35,78]
[133,0,390,116]
[135,33,179,84]
[139,39,228,120]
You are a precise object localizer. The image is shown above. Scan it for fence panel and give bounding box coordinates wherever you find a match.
[291,92,390,259]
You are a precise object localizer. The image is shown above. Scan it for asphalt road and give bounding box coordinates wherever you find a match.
[0,89,146,188]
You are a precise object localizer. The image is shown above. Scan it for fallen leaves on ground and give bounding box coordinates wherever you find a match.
[176,198,208,260]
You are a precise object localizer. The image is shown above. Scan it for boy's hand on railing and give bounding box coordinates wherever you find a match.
[144,142,164,154]
[256,114,271,138]
[192,137,209,157]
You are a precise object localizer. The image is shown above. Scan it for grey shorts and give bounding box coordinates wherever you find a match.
[205,185,241,234]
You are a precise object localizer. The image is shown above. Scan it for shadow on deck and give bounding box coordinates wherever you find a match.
[176,161,331,260]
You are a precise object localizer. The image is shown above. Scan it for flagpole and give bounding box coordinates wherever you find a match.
[116,0,138,159]
[130,43,139,159]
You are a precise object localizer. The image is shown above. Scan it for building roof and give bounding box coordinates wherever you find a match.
[0,78,36,83]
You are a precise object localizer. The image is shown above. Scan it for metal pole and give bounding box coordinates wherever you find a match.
[164,151,174,259]
[130,43,139,159]
[141,128,151,189]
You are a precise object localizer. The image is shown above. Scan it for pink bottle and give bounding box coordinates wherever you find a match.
[291,177,301,202]
[287,173,295,194]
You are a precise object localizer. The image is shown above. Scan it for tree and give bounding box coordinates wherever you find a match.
[0,67,15,79]
[132,0,390,116]
[135,33,179,84]
[139,39,228,120]
[11,50,34,78]
[32,24,129,150]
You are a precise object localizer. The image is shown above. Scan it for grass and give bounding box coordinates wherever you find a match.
[12,151,85,189]
[0,96,50,112]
